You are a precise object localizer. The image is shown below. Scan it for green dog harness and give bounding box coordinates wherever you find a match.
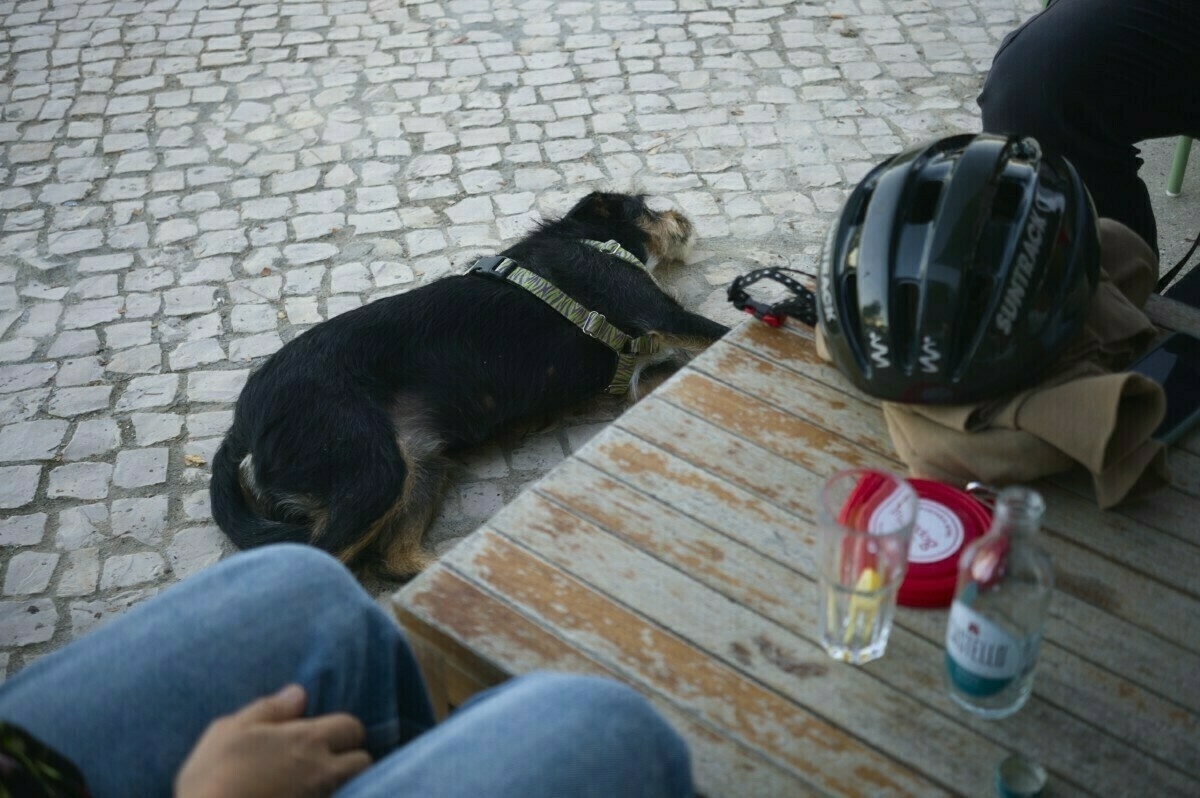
[466,240,662,395]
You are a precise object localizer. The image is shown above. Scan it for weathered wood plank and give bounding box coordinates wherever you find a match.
[579,421,1200,716]
[575,426,823,573]
[395,568,812,798]
[1049,469,1200,548]
[689,339,1200,601]
[1165,448,1200,498]
[1177,424,1200,457]
[704,336,888,454]
[394,607,508,719]
[724,320,840,389]
[524,455,1200,775]
[613,382,1200,655]
[444,529,951,797]
[878,623,1198,798]
[488,483,1196,793]
[480,506,1024,797]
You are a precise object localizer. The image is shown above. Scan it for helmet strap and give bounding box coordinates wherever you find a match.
[1156,224,1200,293]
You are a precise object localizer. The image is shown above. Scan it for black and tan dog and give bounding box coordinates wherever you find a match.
[211,192,729,577]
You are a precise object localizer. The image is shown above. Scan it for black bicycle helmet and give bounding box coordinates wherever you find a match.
[818,133,1100,404]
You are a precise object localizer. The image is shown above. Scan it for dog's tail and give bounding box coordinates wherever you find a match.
[210,433,312,551]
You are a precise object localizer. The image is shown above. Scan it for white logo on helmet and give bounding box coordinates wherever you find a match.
[995,194,1054,336]
[818,224,838,323]
[820,266,836,323]
[919,335,941,374]
[868,330,891,369]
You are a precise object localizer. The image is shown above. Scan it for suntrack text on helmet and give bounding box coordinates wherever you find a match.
[819,223,838,323]
[995,193,1054,335]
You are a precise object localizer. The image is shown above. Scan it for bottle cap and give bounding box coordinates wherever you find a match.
[896,479,992,608]
[995,753,1047,797]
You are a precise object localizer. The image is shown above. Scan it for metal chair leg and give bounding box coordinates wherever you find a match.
[1167,137,1193,197]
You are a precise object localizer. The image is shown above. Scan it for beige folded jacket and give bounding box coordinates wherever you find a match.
[819,219,1170,508]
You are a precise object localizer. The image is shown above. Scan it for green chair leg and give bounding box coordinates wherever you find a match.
[1167,137,1193,197]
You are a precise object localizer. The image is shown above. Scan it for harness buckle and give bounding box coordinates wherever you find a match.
[467,255,516,279]
[581,310,608,338]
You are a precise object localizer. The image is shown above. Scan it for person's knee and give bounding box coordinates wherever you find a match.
[512,673,690,766]
[230,541,345,578]
[980,43,1070,138]
[510,672,649,713]
[222,543,364,608]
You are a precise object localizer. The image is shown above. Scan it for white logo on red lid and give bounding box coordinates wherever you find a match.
[907,499,964,564]
[866,486,915,535]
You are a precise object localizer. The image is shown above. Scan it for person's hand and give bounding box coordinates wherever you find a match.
[175,684,372,798]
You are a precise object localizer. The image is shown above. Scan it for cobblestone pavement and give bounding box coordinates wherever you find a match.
[0,0,1049,677]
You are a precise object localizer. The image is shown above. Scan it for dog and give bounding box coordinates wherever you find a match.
[210,192,730,578]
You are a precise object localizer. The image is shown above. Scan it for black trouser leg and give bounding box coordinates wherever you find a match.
[978,0,1200,302]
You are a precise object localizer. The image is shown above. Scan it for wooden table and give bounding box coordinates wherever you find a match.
[393,298,1200,797]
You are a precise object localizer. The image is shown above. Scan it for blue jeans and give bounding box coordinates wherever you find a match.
[0,545,692,798]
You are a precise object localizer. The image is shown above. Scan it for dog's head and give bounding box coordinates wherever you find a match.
[564,192,694,268]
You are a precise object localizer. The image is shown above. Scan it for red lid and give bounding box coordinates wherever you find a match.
[895,480,992,608]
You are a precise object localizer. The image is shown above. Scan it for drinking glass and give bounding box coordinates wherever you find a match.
[818,469,918,664]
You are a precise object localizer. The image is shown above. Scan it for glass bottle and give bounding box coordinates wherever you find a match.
[944,486,1054,719]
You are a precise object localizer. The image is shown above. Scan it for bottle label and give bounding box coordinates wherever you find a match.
[944,601,1024,697]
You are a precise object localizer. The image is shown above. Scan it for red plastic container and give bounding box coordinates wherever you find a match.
[896,480,993,608]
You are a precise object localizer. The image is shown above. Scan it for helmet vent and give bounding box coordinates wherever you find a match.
[893,281,920,367]
[843,271,858,318]
[965,273,995,320]
[852,196,869,226]
[908,181,943,225]
[990,181,1023,222]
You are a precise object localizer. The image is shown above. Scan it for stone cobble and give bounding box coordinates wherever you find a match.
[0,0,1043,678]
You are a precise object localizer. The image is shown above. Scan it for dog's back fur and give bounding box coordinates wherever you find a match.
[211,192,729,577]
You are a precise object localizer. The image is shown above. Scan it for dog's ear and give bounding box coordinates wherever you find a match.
[565,192,647,224]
